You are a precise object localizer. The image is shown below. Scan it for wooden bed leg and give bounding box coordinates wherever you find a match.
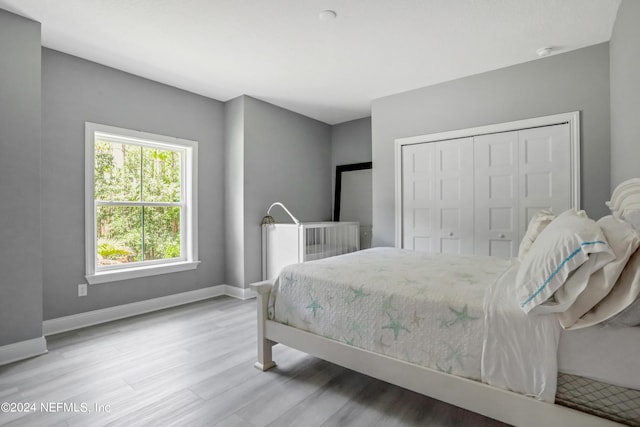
[250,280,277,371]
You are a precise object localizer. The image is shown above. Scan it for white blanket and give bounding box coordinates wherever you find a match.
[482,262,562,402]
[268,248,560,401]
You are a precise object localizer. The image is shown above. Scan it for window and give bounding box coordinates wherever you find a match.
[85,122,198,284]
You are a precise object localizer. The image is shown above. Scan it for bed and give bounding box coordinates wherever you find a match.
[250,180,640,427]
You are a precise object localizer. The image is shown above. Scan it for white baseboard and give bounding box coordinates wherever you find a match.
[43,284,256,336]
[225,285,257,300]
[0,336,47,366]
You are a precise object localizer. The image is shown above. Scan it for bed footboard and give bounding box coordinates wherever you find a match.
[250,280,622,426]
[250,280,277,371]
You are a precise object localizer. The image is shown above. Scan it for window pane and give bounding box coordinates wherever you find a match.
[142,147,181,202]
[96,206,143,266]
[95,139,141,202]
[143,206,181,260]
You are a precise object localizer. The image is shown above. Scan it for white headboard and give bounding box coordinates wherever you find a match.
[607,178,640,229]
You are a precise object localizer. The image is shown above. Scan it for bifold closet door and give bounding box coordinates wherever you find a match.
[474,131,520,257]
[474,124,571,257]
[402,142,436,252]
[402,138,474,254]
[518,124,571,241]
[435,138,474,254]
[400,121,573,257]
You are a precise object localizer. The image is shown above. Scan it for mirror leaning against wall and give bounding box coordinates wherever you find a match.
[334,162,372,249]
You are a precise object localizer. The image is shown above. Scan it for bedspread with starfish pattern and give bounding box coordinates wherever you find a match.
[268,247,514,382]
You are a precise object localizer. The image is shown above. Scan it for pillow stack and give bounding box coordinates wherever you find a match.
[517,210,556,261]
[516,209,614,316]
[516,180,640,329]
[558,215,640,328]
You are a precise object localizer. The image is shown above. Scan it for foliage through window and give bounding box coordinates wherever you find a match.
[86,123,198,283]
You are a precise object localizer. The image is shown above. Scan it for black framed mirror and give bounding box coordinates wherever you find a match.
[333,162,372,221]
[334,162,373,249]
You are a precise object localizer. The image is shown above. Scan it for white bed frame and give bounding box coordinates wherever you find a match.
[251,280,622,427]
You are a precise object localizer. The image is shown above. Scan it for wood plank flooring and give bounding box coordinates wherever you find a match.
[0,297,509,426]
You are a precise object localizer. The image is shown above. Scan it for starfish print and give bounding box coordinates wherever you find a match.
[382,312,410,340]
[436,363,453,374]
[411,310,424,328]
[456,272,478,284]
[382,295,397,312]
[440,304,479,327]
[280,276,298,292]
[282,272,294,282]
[445,344,472,369]
[413,286,428,296]
[347,286,370,303]
[376,335,391,350]
[283,301,296,317]
[306,299,323,318]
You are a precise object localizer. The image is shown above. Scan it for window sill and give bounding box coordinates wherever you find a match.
[86,261,200,285]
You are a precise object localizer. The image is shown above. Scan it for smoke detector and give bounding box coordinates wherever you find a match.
[319,10,337,21]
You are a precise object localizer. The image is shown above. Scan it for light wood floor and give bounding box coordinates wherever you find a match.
[0,297,509,426]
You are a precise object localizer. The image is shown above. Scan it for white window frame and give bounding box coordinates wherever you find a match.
[85,122,199,285]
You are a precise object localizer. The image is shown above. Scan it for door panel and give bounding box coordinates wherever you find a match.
[402,143,436,252]
[435,138,474,254]
[401,138,474,254]
[518,124,571,243]
[474,131,519,257]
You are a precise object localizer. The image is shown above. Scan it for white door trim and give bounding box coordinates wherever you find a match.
[394,111,581,248]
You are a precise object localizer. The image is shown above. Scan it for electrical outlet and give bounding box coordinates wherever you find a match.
[78,283,87,297]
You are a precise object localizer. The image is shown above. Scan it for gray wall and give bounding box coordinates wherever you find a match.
[610,0,640,188]
[243,96,332,286]
[371,43,611,247]
[224,96,332,288]
[42,49,225,319]
[224,97,246,291]
[0,10,43,346]
[331,117,372,214]
[331,117,372,169]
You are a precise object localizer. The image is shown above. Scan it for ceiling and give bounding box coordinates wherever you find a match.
[0,0,621,125]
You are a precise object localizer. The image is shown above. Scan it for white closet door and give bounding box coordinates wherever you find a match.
[518,124,571,243]
[402,142,436,252]
[474,131,519,257]
[434,138,474,254]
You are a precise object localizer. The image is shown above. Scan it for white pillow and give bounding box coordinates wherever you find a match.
[516,209,612,314]
[618,197,640,229]
[558,216,640,328]
[540,256,600,315]
[572,245,640,329]
[518,210,555,261]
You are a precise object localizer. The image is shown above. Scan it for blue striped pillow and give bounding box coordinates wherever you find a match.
[517,209,612,314]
